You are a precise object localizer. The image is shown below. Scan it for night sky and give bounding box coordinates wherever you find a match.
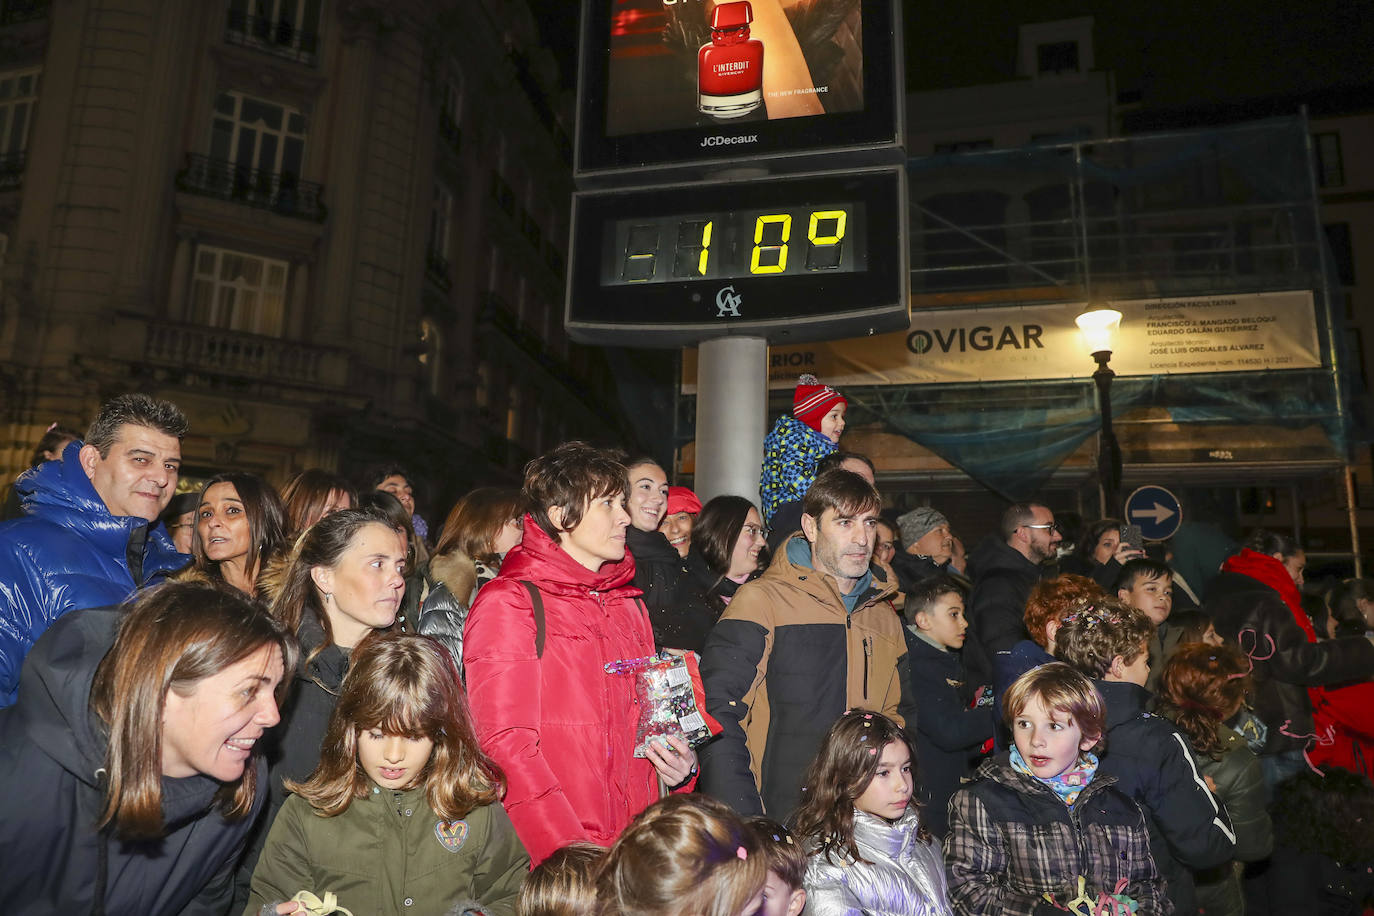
[528,0,1374,111]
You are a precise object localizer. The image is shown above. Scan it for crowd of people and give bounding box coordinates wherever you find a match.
[1,379,1373,916]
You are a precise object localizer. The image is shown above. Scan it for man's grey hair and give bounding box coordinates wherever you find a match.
[84,394,188,457]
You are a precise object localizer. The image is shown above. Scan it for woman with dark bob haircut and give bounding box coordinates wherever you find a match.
[685,494,768,616]
[464,441,699,865]
[0,581,297,913]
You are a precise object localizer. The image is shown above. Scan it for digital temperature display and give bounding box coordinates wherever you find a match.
[567,167,907,347]
[602,203,867,286]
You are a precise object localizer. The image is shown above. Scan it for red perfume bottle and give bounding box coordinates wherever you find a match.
[698,1,763,119]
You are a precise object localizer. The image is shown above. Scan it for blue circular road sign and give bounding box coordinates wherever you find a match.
[1124,486,1183,541]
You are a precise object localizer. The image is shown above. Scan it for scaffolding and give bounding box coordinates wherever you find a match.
[674,115,1362,567]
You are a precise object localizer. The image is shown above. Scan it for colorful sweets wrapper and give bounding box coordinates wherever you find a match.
[605,652,713,756]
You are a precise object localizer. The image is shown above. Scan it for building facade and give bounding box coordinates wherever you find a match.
[0,0,626,509]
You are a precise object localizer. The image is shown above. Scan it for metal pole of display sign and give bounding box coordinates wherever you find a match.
[1076,308,1124,517]
[694,336,768,504]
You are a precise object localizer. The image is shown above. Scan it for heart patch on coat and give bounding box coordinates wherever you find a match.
[434,819,469,852]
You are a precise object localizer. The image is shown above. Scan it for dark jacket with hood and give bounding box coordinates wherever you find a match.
[964,539,1048,687]
[1154,716,1272,916]
[0,439,187,705]
[626,524,720,652]
[1205,554,1374,755]
[891,551,947,595]
[0,606,265,914]
[699,536,908,819]
[1093,679,1237,916]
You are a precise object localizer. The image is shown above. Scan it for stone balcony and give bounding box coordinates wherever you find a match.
[131,317,350,390]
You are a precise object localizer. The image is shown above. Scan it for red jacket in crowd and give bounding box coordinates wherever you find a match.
[463,516,685,863]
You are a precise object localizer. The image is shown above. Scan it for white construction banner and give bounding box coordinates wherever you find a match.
[681,290,1322,390]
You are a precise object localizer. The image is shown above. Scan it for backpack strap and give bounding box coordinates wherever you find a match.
[519,580,546,659]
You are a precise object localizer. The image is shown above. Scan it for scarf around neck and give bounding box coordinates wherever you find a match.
[1221,546,1326,714]
[1011,746,1099,807]
[1221,548,1315,641]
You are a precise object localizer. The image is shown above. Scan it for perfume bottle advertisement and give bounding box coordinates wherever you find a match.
[605,0,864,137]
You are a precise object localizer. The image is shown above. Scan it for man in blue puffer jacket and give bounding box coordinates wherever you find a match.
[0,393,190,705]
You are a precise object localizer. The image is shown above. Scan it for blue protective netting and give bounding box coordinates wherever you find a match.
[876,369,1350,502]
[867,116,1360,500]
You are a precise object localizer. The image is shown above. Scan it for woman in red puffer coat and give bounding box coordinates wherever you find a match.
[462,442,699,864]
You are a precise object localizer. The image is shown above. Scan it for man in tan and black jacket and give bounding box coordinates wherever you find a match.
[698,469,911,818]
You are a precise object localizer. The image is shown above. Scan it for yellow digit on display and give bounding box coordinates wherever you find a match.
[698,220,712,276]
[750,214,791,274]
[808,209,847,246]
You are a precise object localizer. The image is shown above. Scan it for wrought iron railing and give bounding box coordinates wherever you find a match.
[224,9,318,65]
[175,154,327,222]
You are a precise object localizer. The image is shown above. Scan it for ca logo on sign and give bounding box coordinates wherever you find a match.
[715,286,742,318]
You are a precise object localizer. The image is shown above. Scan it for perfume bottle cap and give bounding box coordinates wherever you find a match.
[710,1,753,32]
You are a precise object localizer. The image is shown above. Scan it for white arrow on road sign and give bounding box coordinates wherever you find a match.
[1130,502,1175,525]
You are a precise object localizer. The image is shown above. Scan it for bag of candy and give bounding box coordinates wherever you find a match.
[604,652,713,757]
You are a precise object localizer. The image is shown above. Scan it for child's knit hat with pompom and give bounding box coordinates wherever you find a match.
[792,374,847,433]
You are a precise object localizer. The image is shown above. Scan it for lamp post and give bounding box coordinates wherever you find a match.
[1076,307,1123,517]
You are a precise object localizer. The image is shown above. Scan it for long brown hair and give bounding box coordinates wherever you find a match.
[436,486,529,566]
[595,794,766,916]
[190,471,290,593]
[89,581,298,839]
[281,468,356,535]
[287,632,503,819]
[793,709,927,865]
[270,506,399,664]
[1156,643,1251,759]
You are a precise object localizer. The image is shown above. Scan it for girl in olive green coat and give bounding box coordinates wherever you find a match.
[1156,643,1273,916]
[247,633,529,916]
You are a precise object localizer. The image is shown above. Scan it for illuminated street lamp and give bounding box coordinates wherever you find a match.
[1076,307,1123,516]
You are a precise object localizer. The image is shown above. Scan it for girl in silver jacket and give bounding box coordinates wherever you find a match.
[794,710,953,916]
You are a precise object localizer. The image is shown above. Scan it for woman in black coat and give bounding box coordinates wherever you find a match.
[233,506,408,905]
[0,582,296,914]
[684,494,769,615]
[624,458,720,652]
